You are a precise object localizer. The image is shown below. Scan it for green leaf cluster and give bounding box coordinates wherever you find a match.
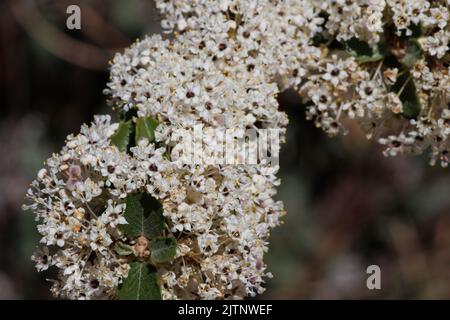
[343,35,423,119]
[116,193,177,300]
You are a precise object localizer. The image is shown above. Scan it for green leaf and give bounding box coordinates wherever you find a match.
[150,237,177,264]
[110,121,132,152]
[113,241,134,256]
[400,23,422,38]
[345,38,384,63]
[312,33,327,46]
[400,39,422,68]
[119,193,165,238]
[392,72,421,119]
[135,117,159,144]
[118,262,162,300]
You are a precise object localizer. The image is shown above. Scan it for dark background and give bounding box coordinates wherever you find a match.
[1,0,450,299]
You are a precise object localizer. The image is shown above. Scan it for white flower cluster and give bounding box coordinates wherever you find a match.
[23,116,135,299]
[103,3,294,298]
[132,137,285,299]
[24,114,285,299]
[105,34,288,131]
[155,0,324,89]
[153,0,450,167]
[103,32,288,301]
[25,0,450,300]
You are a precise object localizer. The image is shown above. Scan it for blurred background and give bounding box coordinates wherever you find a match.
[1,0,450,299]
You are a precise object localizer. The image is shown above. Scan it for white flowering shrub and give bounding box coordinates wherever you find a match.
[23,0,450,299]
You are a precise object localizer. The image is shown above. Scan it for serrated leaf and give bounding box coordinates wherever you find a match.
[119,193,165,238]
[118,262,162,300]
[110,121,132,152]
[392,72,421,119]
[113,241,134,256]
[135,117,159,144]
[150,237,177,264]
[400,39,422,68]
[345,38,384,63]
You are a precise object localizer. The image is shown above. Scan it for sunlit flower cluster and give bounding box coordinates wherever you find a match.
[155,0,450,167]
[103,10,290,296]
[24,0,450,300]
[24,113,285,299]
[131,137,285,299]
[23,116,134,299]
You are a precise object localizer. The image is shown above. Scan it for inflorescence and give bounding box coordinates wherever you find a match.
[24,0,450,299]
